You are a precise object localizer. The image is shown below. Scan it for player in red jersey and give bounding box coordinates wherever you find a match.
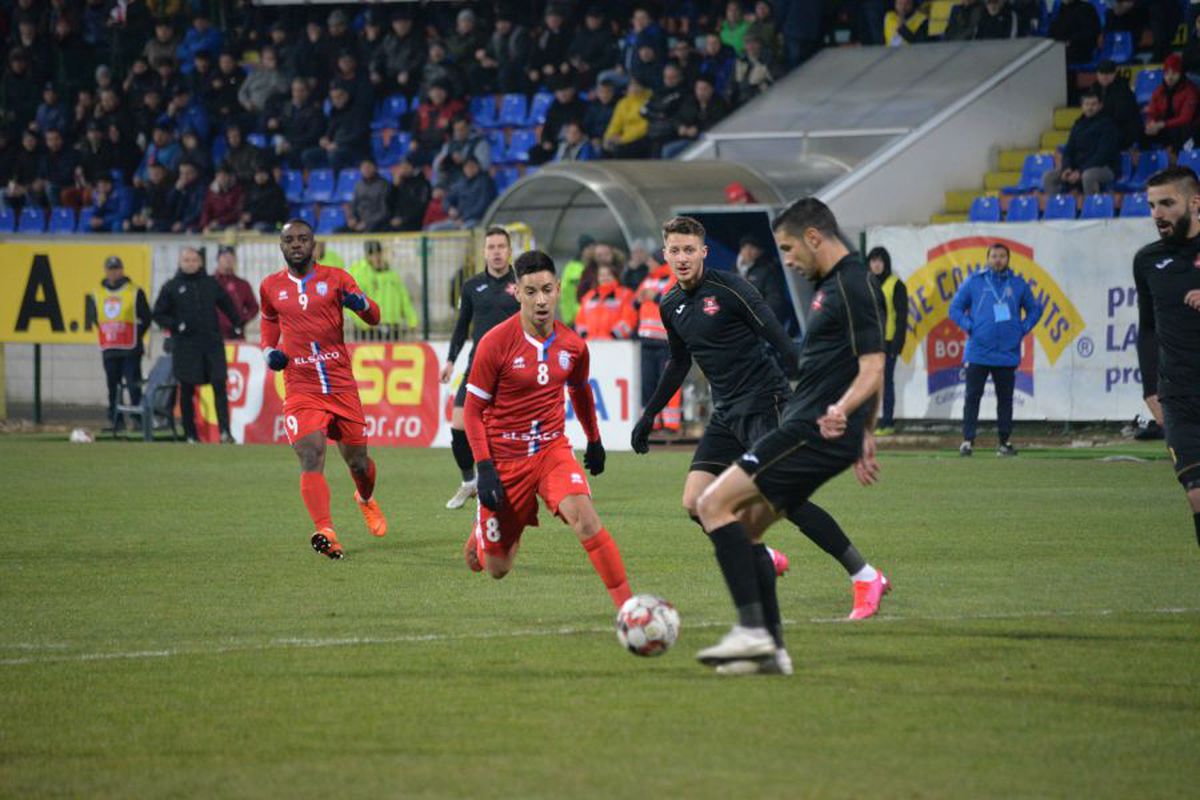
[259,218,388,559]
[462,249,633,609]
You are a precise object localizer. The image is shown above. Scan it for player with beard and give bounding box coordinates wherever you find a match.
[1136,166,1200,547]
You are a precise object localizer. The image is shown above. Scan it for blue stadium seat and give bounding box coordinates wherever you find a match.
[76,208,94,232]
[1100,31,1133,65]
[968,195,1001,222]
[485,129,507,162]
[316,205,345,233]
[1135,69,1162,106]
[1120,192,1151,217]
[498,93,529,127]
[1005,195,1039,222]
[0,207,14,233]
[333,168,361,202]
[303,168,335,203]
[505,128,538,163]
[247,133,268,149]
[470,94,499,128]
[526,92,554,126]
[1003,153,1056,194]
[1119,149,1168,191]
[1176,148,1200,173]
[493,166,521,192]
[1080,193,1114,219]
[48,207,76,233]
[371,94,408,130]
[1043,193,1078,220]
[283,169,304,203]
[295,204,317,227]
[17,207,46,233]
[1115,151,1133,187]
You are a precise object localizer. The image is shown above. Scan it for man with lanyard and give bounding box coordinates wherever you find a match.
[440,226,521,509]
[85,255,152,432]
[949,243,1042,457]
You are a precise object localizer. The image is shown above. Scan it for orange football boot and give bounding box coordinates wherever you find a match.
[355,492,388,538]
[310,528,344,560]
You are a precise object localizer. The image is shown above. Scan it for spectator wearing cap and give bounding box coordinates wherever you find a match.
[1143,53,1198,152]
[85,255,152,433]
[359,11,388,75]
[200,162,244,232]
[209,51,246,129]
[348,241,419,340]
[446,9,487,67]
[1094,59,1141,149]
[602,74,654,158]
[292,20,334,91]
[123,57,160,110]
[661,74,729,159]
[145,19,179,68]
[125,161,174,232]
[530,75,588,164]
[33,128,78,207]
[622,8,667,75]
[433,116,491,189]
[698,32,736,99]
[239,45,289,130]
[408,81,466,167]
[974,0,1020,38]
[135,118,182,186]
[35,83,70,136]
[333,49,374,116]
[429,155,496,229]
[567,6,619,88]
[169,160,206,232]
[527,4,572,87]
[302,79,370,172]
[584,76,621,153]
[268,78,324,166]
[187,50,218,106]
[326,9,363,66]
[343,158,392,233]
[725,180,756,204]
[1042,88,1119,196]
[473,10,531,94]
[240,162,289,233]
[176,12,224,74]
[388,158,432,232]
[420,40,465,100]
[214,246,259,341]
[732,33,778,105]
[372,8,424,95]
[2,50,40,129]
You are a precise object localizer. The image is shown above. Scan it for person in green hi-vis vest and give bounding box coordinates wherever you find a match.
[348,241,419,339]
[558,233,594,326]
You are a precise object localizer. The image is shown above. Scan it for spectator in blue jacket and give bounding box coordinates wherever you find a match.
[949,242,1043,456]
[176,12,224,75]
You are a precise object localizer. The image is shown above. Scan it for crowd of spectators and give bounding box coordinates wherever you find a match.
[0,0,836,236]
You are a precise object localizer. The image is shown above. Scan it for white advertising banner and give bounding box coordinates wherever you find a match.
[867,219,1156,421]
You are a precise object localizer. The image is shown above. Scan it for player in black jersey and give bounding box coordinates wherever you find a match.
[632,217,888,654]
[440,226,521,509]
[1136,166,1200,547]
[692,197,889,674]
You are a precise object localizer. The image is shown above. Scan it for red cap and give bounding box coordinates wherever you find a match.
[724,181,754,204]
[1164,53,1184,74]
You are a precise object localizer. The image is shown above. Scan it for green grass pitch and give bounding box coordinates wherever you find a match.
[1,438,1198,798]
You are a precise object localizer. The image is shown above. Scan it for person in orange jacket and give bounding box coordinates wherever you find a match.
[634,255,682,432]
[575,264,637,340]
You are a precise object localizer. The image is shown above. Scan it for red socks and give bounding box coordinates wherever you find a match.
[299,471,332,529]
[351,458,377,501]
[582,528,632,608]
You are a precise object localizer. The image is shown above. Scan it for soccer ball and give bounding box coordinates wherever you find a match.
[615,594,680,657]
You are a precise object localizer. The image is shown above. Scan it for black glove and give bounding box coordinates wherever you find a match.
[630,416,653,454]
[476,460,506,511]
[584,440,606,475]
[342,291,368,312]
[265,348,289,371]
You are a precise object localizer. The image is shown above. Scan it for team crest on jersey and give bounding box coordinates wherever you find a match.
[102,297,122,319]
[315,281,328,296]
[811,290,825,311]
[278,290,289,300]
[504,282,517,296]
[558,350,571,370]
[512,355,526,369]
[702,296,720,316]
[570,473,584,484]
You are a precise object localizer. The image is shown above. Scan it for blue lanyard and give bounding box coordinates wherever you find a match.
[983,273,1008,305]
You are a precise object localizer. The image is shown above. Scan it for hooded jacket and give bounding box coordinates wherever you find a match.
[949,267,1043,368]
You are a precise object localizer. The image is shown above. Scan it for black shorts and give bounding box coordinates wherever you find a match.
[453,353,476,408]
[1162,395,1200,488]
[690,394,788,476]
[736,416,860,515]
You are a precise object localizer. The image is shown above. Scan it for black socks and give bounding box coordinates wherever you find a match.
[709,522,765,630]
[450,428,475,481]
[788,502,866,575]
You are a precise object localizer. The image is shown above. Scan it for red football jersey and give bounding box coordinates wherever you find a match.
[259,264,369,396]
[466,315,591,461]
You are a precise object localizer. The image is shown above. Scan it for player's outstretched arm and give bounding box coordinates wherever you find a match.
[464,391,505,509]
[631,321,692,453]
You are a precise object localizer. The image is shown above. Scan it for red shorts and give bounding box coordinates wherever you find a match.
[282,391,367,446]
[472,444,591,557]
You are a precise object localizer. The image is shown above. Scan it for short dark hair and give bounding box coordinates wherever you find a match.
[1147,165,1200,195]
[484,225,511,244]
[661,215,706,240]
[281,217,314,233]
[514,249,556,277]
[987,242,1010,258]
[773,196,840,239]
[1080,86,1102,103]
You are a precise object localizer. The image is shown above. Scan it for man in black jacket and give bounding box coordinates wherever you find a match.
[302,80,370,172]
[152,247,241,443]
[1042,88,1120,196]
[1095,59,1142,149]
[529,74,588,165]
[1048,0,1100,65]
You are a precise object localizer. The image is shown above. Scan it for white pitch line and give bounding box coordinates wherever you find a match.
[1,607,1197,667]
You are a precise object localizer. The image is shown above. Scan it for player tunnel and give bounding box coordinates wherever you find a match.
[482,160,846,266]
